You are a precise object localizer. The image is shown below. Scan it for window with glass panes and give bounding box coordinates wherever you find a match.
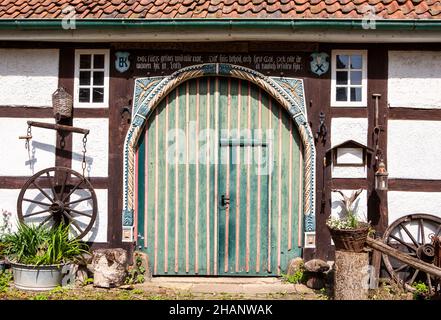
[334,54,364,103]
[78,53,106,103]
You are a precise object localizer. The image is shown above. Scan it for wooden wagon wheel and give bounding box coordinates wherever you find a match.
[17,167,97,239]
[383,214,441,293]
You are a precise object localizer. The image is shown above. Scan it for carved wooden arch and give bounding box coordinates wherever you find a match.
[122,63,316,243]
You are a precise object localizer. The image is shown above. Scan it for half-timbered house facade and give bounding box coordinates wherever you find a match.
[0,0,440,276]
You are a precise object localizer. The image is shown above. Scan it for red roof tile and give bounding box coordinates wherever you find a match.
[0,0,440,19]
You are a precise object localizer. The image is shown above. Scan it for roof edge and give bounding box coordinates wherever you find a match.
[0,18,440,31]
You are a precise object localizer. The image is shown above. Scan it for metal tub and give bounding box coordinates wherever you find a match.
[11,262,64,291]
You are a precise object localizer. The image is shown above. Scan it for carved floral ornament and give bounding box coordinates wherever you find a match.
[121,63,316,241]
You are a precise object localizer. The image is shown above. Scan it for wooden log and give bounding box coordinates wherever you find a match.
[366,237,441,279]
[334,250,369,300]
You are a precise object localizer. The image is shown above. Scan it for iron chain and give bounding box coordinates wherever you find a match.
[25,124,32,150]
[82,134,88,177]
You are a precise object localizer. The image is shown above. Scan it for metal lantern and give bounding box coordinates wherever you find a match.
[375,161,389,191]
[52,86,73,121]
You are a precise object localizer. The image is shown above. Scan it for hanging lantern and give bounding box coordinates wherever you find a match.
[52,86,73,121]
[375,161,389,191]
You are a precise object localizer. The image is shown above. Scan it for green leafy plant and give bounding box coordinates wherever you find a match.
[412,281,430,300]
[282,268,306,284]
[0,269,13,293]
[327,189,370,230]
[2,222,89,266]
[125,255,147,285]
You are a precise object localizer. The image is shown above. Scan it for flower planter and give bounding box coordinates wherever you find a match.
[328,223,370,253]
[10,262,64,291]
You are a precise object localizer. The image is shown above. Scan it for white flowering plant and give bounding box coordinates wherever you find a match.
[326,189,370,230]
[0,210,12,259]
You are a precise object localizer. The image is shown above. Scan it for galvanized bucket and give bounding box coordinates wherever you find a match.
[11,262,64,291]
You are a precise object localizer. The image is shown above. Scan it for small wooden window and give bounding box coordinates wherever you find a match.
[74,49,109,107]
[331,50,367,107]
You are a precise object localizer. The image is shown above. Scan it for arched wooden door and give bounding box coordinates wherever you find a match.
[136,77,303,276]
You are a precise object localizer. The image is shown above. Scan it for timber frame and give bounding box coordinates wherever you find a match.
[0,41,441,259]
[122,63,316,245]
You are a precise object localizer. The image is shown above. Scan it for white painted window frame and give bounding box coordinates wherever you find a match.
[331,50,368,107]
[74,49,110,108]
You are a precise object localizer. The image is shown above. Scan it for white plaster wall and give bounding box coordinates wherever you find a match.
[388,191,441,243]
[331,118,368,178]
[388,51,441,109]
[332,166,367,179]
[0,118,56,176]
[0,49,59,106]
[388,120,441,179]
[72,118,108,178]
[0,188,108,243]
[331,189,368,222]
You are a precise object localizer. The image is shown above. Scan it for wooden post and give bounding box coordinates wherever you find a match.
[334,250,369,300]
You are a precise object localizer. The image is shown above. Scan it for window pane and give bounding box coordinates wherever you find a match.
[351,55,362,69]
[351,71,362,85]
[92,87,104,103]
[336,87,347,101]
[79,88,90,103]
[93,55,105,69]
[336,71,348,85]
[336,55,349,69]
[80,55,91,69]
[350,87,362,102]
[79,71,90,85]
[93,71,104,85]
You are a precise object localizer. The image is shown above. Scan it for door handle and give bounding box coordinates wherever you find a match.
[221,194,230,207]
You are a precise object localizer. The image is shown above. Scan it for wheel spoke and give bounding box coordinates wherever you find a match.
[62,179,84,203]
[389,235,417,252]
[399,223,419,247]
[23,208,51,218]
[65,196,92,206]
[23,198,51,207]
[393,264,408,273]
[46,171,58,201]
[58,170,69,200]
[39,214,53,227]
[62,210,84,234]
[427,273,433,293]
[31,181,54,203]
[68,208,92,218]
[419,219,425,245]
[409,269,419,285]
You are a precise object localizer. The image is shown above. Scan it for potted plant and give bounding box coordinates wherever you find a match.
[0,210,12,272]
[2,222,89,291]
[327,189,371,253]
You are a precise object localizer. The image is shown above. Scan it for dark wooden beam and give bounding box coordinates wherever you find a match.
[389,107,441,120]
[330,178,369,189]
[0,106,53,117]
[330,108,367,118]
[0,176,108,189]
[56,48,75,169]
[0,106,109,118]
[304,47,332,261]
[389,179,441,191]
[107,48,134,246]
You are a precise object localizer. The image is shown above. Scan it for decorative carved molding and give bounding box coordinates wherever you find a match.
[122,63,316,241]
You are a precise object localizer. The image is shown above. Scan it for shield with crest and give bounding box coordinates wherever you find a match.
[115,51,131,73]
[310,52,329,76]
